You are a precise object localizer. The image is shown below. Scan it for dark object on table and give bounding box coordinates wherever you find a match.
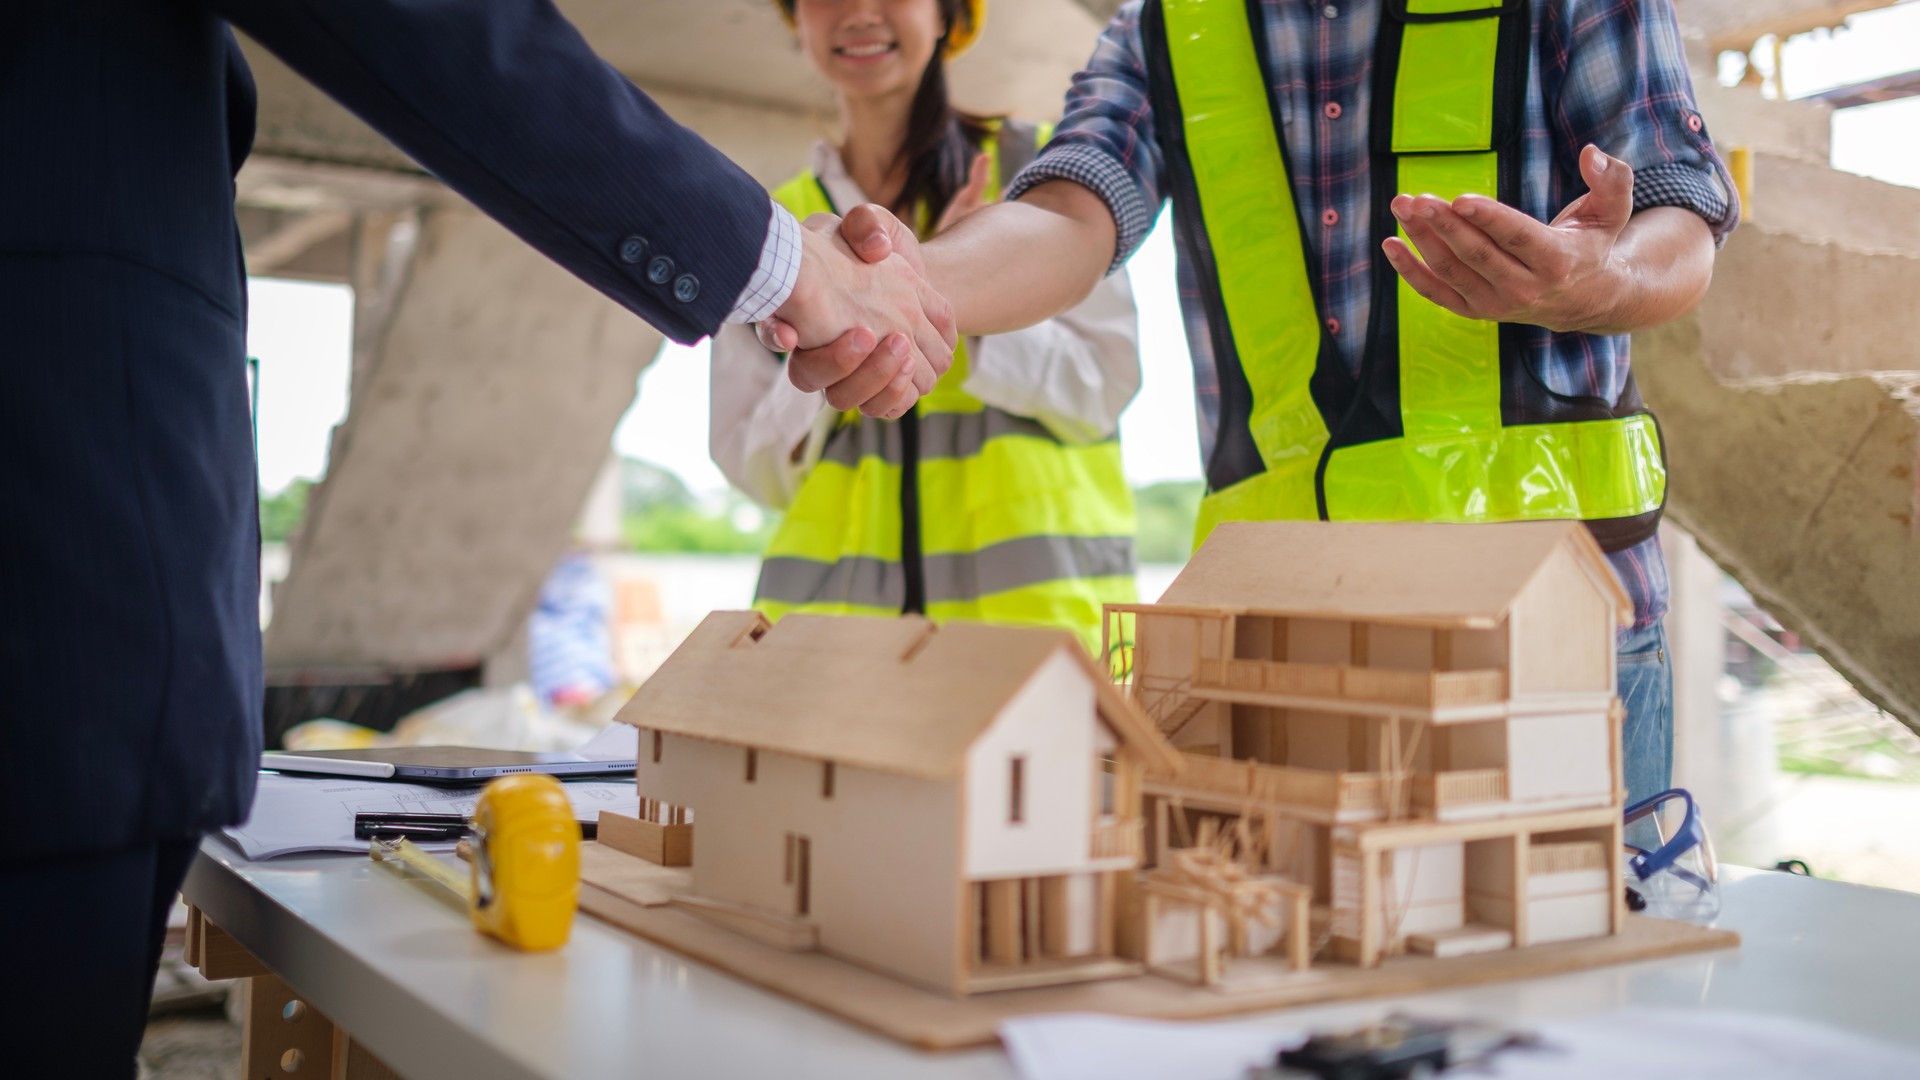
[1274,1015,1541,1080]
[1625,885,1649,911]
[355,811,597,842]
[1773,859,1815,876]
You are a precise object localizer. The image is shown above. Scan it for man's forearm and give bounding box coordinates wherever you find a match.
[923,180,1119,336]
[1590,207,1715,335]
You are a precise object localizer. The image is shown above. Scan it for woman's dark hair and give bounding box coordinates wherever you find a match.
[893,0,996,230]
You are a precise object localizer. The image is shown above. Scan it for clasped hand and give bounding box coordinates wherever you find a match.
[1382,145,1635,334]
[760,208,955,419]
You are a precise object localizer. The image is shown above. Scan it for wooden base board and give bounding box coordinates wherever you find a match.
[1409,924,1514,958]
[577,843,1739,1051]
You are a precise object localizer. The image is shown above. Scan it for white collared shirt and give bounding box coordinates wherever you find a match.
[709,139,1142,510]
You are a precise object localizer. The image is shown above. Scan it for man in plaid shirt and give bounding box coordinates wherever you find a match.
[783,0,1735,807]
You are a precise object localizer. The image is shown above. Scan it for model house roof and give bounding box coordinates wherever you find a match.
[614,612,1181,780]
[1156,521,1631,629]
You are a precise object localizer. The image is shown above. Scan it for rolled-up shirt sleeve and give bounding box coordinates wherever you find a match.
[1004,0,1165,273]
[1547,0,1740,243]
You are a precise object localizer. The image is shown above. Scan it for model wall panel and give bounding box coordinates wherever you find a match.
[1505,714,1612,803]
[1134,613,1197,686]
[1510,550,1612,696]
[1369,624,1435,672]
[1447,721,1508,771]
[640,733,964,993]
[1286,618,1352,665]
[965,651,1101,879]
[1066,872,1100,956]
[1526,892,1611,944]
[1284,711,1353,772]
[1366,843,1466,943]
[811,763,965,991]
[1448,624,1508,672]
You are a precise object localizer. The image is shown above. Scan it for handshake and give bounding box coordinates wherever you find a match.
[758,206,954,419]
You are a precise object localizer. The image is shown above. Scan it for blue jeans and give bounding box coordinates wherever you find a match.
[1618,620,1674,836]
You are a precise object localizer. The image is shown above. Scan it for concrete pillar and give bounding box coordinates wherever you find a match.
[1632,219,1920,733]
[1661,525,1729,811]
[264,207,664,669]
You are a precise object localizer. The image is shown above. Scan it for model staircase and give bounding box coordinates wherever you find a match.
[1134,675,1207,739]
[1154,694,1208,738]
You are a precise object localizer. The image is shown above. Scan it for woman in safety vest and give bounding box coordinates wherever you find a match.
[710,0,1142,655]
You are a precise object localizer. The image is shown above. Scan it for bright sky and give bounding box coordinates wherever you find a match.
[250,277,353,495]
[251,13,1920,498]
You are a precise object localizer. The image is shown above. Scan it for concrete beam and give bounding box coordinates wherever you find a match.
[1070,0,1126,22]
[1673,0,1901,53]
[263,207,664,669]
[1693,69,1834,164]
[242,209,352,276]
[1635,224,1920,731]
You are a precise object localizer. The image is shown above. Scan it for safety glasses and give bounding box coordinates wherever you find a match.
[1623,787,1721,923]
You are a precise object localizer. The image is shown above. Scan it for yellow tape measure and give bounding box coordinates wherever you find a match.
[371,774,582,951]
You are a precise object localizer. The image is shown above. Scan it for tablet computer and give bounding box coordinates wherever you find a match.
[261,747,637,784]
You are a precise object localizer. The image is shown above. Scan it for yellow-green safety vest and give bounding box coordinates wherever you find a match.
[1145,0,1666,552]
[754,120,1139,656]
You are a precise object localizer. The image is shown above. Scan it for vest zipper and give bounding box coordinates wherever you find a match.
[898,408,927,616]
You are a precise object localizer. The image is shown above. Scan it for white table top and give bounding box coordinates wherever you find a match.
[185,841,1920,1080]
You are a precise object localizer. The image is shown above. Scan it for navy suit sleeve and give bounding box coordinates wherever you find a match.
[209,0,771,343]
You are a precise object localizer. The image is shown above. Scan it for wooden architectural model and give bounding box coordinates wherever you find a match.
[1107,520,1629,976]
[590,521,1710,1036]
[611,611,1182,995]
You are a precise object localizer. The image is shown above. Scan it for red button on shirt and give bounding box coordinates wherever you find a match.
[1324,102,1343,120]
[1321,209,1339,226]
[1326,317,1341,335]
[1686,113,1703,132]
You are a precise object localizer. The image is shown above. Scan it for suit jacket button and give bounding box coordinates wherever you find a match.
[646,255,676,284]
[619,237,648,263]
[673,274,700,304]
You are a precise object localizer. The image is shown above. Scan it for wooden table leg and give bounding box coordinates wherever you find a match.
[186,906,406,1079]
[242,974,339,1078]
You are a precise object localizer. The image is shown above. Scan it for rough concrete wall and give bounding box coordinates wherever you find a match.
[263,208,663,667]
[1672,0,1897,52]
[1635,226,1920,729]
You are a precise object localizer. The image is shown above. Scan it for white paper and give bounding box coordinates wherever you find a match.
[576,723,639,760]
[1000,1014,1301,1080]
[1489,1008,1920,1080]
[999,1007,1920,1080]
[221,771,640,860]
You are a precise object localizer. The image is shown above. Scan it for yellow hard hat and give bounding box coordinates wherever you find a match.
[773,0,986,60]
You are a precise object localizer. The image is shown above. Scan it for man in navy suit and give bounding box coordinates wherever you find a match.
[0,1,953,1072]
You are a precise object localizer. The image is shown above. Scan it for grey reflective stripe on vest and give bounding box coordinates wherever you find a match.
[756,535,1137,609]
[818,407,1095,469]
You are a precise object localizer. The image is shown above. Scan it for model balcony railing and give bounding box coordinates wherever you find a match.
[1168,752,1400,817]
[1090,817,1145,861]
[1192,658,1507,710]
[1411,768,1509,812]
[1529,840,1607,874]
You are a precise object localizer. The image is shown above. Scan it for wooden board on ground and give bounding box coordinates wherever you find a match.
[577,844,1739,1051]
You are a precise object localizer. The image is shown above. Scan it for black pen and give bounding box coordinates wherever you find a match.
[353,811,597,841]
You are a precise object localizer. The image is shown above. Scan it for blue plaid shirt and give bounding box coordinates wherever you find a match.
[1008,0,1739,632]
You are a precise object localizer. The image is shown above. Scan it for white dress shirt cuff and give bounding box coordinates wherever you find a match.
[725,200,803,325]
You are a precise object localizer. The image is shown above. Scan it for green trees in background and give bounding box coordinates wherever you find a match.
[620,458,781,554]
[259,479,312,543]
[621,460,1206,561]
[258,459,1206,561]
[1131,479,1205,563]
